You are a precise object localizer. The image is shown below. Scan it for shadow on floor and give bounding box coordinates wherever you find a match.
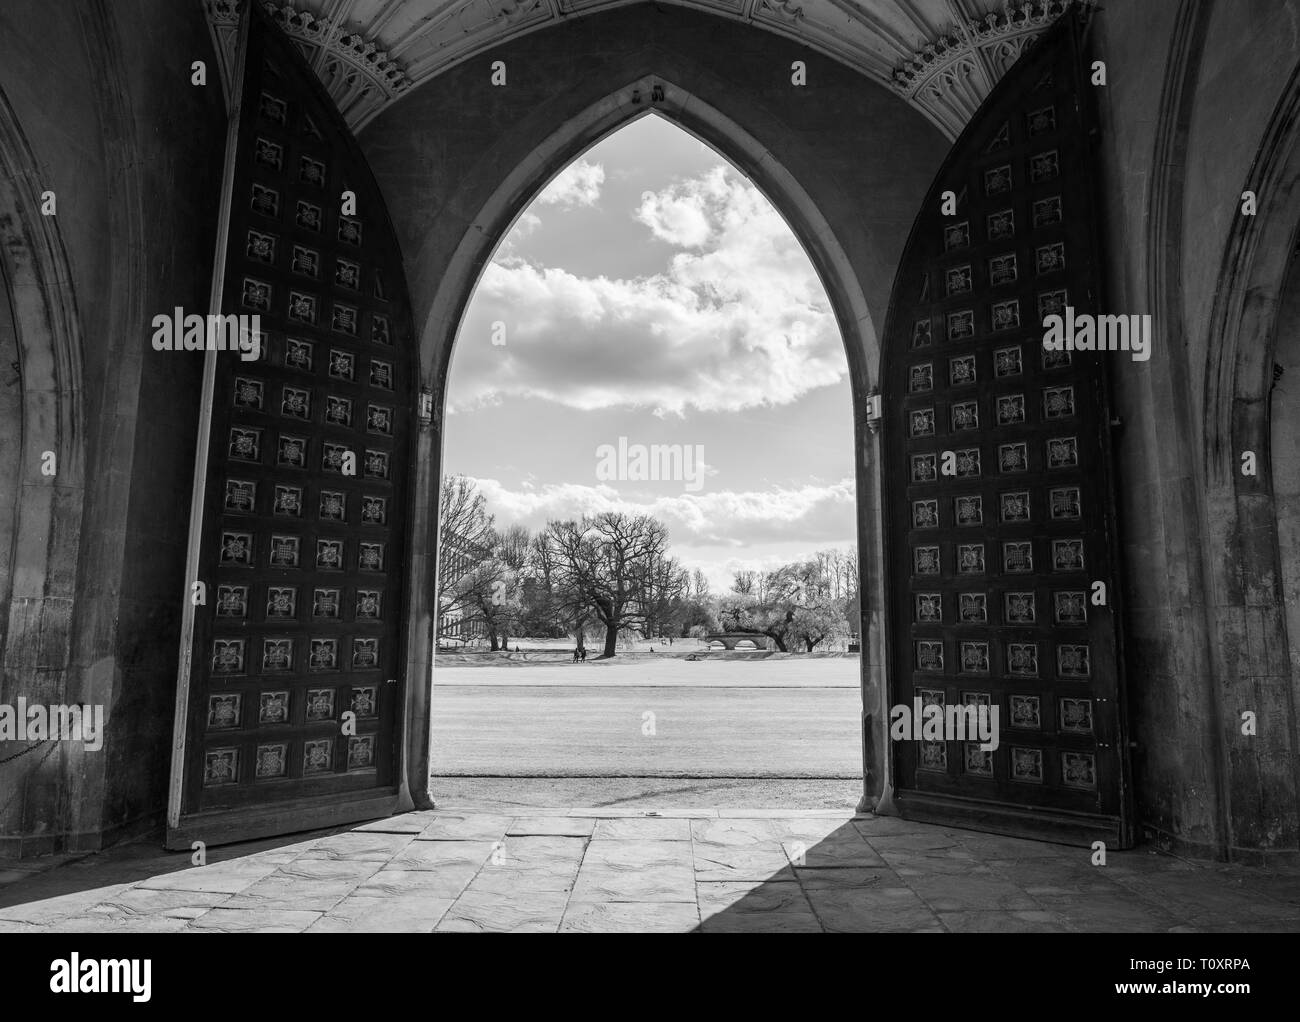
[0,824,354,915]
[689,817,1300,933]
[2,811,1299,932]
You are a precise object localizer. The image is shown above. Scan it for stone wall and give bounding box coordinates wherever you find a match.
[1091,0,1300,862]
[0,0,225,854]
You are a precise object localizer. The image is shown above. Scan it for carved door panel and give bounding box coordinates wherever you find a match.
[168,6,415,848]
[880,14,1134,846]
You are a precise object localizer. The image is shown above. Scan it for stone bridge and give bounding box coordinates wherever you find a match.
[704,632,773,650]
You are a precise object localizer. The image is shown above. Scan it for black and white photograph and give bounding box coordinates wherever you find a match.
[0,0,1294,989]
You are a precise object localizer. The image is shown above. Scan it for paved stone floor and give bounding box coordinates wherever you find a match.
[1,809,1298,932]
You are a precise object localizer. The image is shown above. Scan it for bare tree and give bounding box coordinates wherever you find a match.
[791,603,845,652]
[437,475,495,629]
[536,524,590,650]
[497,524,531,572]
[524,530,565,637]
[756,568,782,605]
[814,549,835,596]
[731,570,756,596]
[691,568,710,600]
[842,545,859,596]
[457,545,515,651]
[634,552,688,639]
[832,547,854,600]
[450,524,536,651]
[546,512,677,658]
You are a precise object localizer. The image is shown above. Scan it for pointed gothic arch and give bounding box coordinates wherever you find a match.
[399,76,898,812]
[0,83,86,846]
[1199,61,1300,856]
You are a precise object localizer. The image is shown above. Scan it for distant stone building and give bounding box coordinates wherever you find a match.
[437,529,492,647]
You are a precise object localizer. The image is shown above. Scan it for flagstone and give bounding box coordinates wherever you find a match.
[297,832,417,861]
[506,817,596,837]
[356,867,480,900]
[84,887,232,918]
[939,910,1068,933]
[692,843,795,882]
[581,839,694,871]
[770,818,857,844]
[220,877,364,913]
[435,890,569,933]
[307,894,453,932]
[415,815,513,841]
[1051,895,1183,931]
[132,861,281,894]
[562,900,701,932]
[696,879,819,931]
[352,814,432,834]
[592,817,692,841]
[690,818,784,845]
[783,835,886,869]
[570,864,697,903]
[876,849,984,877]
[44,913,193,933]
[386,839,496,871]
[901,870,1041,912]
[0,882,142,921]
[805,884,941,933]
[188,907,323,932]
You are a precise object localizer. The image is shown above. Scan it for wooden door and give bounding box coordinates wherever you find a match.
[168,5,416,848]
[880,13,1134,847]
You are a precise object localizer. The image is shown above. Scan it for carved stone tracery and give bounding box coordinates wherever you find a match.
[890,0,1089,137]
[202,0,1087,138]
[204,0,411,128]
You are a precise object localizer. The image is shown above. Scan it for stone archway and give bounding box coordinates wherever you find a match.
[372,34,951,810]
[405,83,892,811]
[0,84,85,849]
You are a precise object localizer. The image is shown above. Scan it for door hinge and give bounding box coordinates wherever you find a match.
[417,388,433,430]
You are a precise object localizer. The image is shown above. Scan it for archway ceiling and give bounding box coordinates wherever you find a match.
[204,0,1086,137]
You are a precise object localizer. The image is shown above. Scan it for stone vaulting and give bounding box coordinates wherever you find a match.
[203,0,1092,136]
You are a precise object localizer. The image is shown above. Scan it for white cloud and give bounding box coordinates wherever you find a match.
[450,164,845,416]
[513,211,542,235]
[470,476,855,548]
[636,184,712,247]
[537,159,606,208]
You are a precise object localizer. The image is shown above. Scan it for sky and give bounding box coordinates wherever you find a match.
[443,113,856,591]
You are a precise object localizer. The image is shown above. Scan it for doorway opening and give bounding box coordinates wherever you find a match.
[430,112,864,810]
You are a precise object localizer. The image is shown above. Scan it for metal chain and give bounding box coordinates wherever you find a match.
[0,739,58,821]
[0,738,51,767]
